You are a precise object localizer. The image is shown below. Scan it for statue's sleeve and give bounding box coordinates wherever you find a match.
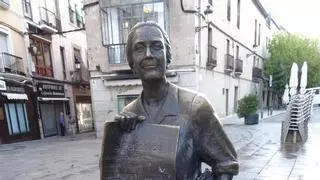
[191,95,239,176]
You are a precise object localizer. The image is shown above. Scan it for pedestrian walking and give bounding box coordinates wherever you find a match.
[68,115,76,138]
[59,112,65,136]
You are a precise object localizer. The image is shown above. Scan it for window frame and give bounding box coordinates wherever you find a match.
[101,0,168,46]
[0,25,13,54]
[227,0,231,21]
[23,0,33,20]
[30,37,54,77]
[254,19,257,46]
[60,46,67,80]
[237,0,240,28]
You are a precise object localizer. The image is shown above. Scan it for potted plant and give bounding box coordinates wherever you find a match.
[237,94,259,125]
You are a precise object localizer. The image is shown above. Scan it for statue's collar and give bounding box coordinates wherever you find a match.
[138,83,180,122]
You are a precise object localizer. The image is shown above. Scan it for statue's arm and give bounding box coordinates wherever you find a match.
[191,95,239,179]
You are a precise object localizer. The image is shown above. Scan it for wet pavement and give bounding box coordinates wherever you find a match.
[0,108,319,180]
[233,108,320,180]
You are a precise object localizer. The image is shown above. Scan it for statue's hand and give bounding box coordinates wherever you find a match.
[115,112,145,132]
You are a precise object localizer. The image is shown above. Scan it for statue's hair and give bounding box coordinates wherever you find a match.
[125,21,172,69]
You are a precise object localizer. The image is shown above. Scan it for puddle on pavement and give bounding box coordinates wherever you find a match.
[279,142,304,159]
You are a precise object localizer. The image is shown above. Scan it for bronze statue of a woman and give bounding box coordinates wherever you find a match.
[101,21,239,180]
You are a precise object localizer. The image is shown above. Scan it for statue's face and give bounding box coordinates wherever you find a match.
[131,26,166,81]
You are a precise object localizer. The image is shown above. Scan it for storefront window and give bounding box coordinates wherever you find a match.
[76,103,93,133]
[4,103,30,135]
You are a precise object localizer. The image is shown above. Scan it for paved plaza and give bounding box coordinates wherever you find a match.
[0,108,319,180]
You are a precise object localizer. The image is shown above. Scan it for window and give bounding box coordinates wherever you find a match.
[75,4,83,27]
[253,56,259,67]
[102,1,166,64]
[254,20,258,46]
[102,2,166,45]
[30,38,53,77]
[227,0,231,21]
[60,47,66,80]
[73,48,81,69]
[23,0,32,19]
[266,37,270,49]
[68,0,74,23]
[4,103,30,135]
[208,27,212,45]
[258,23,261,46]
[237,0,240,28]
[0,32,8,53]
[236,45,239,59]
[117,95,138,112]
[0,0,9,8]
[226,39,230,54]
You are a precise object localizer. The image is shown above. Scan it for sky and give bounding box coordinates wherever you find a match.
[260,0,320,39]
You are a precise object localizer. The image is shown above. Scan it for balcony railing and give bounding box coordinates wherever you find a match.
[252,67,262,83]
[0,52,25,75]
[206,45,217,70]
[39,7,61,31]
[35,65,53,77]
[235,59,243,75]
[225,54,234,73]
[108,44,127,64]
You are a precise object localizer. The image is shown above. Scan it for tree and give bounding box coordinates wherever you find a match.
[265,33,320,95]
[270,58,287,107]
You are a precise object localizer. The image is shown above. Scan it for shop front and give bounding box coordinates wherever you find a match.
[0,79,39,144]
[37,82,69,137]
[72,84,94,133]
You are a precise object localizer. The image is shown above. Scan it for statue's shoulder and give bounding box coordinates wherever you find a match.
[174,84,210,111]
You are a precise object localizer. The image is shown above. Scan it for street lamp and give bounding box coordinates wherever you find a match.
[195,5,213,32]
[204,5,213,24]
[75,58,81,70]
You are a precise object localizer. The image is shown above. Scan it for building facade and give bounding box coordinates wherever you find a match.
[0,0,92,144]
[0,0,39,143]
[83,0,282,137]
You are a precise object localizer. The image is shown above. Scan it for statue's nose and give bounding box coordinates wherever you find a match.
[145,46,152,57]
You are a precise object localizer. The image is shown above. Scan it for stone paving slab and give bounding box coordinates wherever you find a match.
[0,109,319,180]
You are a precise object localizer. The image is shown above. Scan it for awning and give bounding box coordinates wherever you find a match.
[2,93,28,100]
[38,97,69,101]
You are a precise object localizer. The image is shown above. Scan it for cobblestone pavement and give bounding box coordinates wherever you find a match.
[0,108,319,180]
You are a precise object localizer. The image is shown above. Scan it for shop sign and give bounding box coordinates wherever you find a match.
[38,83,65,97]
[0,80,6,91]
[6,86,25,93]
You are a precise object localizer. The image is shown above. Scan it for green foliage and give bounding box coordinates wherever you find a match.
[271,58,287,102]
[265,33,320,89]
[237,94,259,118]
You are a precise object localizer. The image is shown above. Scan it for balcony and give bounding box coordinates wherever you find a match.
[225,54,234,73]
[252,67,262,83]
[0,52,25,75]
[39,7,61,32]
[108,43,127,65]
[235,59,243,76]
[35,65,53,77]
[206,45,217,70]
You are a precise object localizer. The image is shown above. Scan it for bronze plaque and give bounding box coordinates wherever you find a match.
[101,122,179,180]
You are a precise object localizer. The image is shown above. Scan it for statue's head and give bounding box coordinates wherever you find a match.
[126,21,171,81]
